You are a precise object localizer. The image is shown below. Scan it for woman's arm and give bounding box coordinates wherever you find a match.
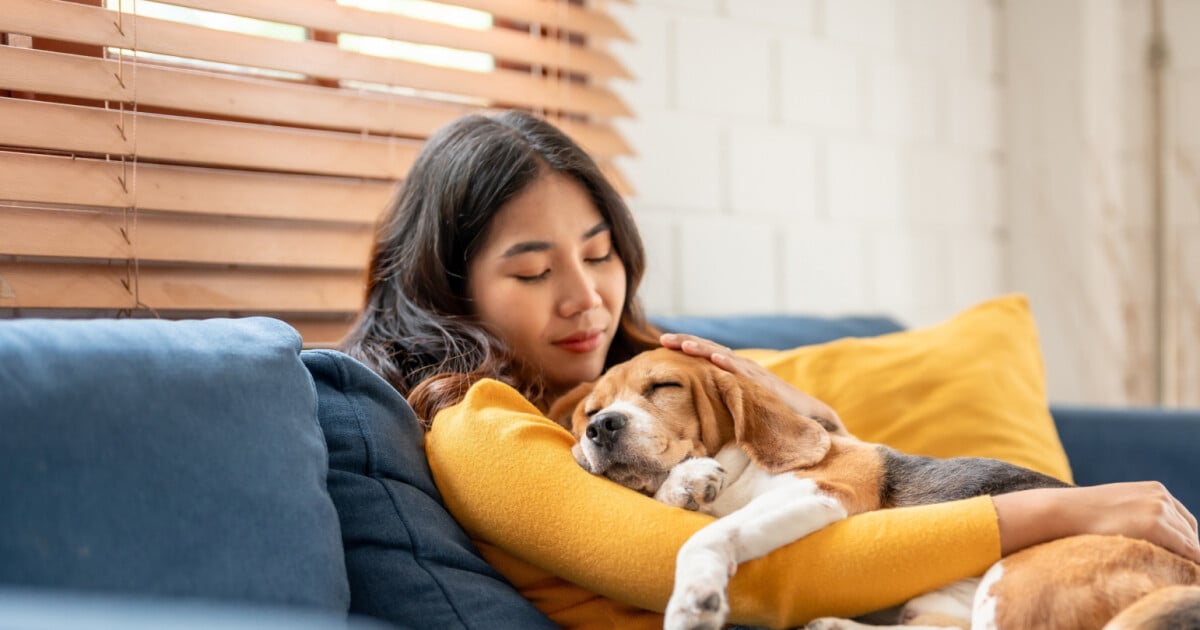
[993,484,1200,562]
[426,379,1002,627]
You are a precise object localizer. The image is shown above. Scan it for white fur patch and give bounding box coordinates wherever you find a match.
[972,561,1004,630]
[901,577,978,624]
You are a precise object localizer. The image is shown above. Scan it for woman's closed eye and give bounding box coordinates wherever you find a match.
[514,269,550,283]
[585,250,614,264]
[513,251,613,283]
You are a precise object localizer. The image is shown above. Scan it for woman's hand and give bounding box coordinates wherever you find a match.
[659,333,846,432]
[993,482,1200,563]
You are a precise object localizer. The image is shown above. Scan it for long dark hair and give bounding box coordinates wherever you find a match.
[340,111,659,425]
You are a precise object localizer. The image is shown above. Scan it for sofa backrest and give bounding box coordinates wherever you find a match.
[651,313,905,350]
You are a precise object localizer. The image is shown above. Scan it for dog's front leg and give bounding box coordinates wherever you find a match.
[665,479,848,630]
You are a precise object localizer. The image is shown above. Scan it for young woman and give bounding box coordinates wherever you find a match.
[342,111,1199,628]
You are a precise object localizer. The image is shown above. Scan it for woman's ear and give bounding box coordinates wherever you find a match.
[547,381,595,431]
[713,371,831,474]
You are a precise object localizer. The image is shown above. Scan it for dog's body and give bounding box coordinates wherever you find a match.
[549,348,1200,630]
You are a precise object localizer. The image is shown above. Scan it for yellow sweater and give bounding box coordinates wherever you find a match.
[426,379,1002,629]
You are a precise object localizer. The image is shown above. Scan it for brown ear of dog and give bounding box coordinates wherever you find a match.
[548,380,595,430]
[712,370,831,473]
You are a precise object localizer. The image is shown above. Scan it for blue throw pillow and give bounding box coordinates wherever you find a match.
[0,318,349,611]
[303,350,557,630]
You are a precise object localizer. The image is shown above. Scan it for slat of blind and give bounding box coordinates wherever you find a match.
[159,0,631,79]
[0,151,392,223]
[0,97,419,179]
[2,0,631,118]
[556,117,634,158]
[0,207,373,269]
[0,262,363,311]
[441,0,631,40]
[0,47,632,159]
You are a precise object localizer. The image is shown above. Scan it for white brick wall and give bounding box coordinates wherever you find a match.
[609,0,1004,328]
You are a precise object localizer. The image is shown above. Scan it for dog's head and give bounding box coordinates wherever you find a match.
[548,348,834,494]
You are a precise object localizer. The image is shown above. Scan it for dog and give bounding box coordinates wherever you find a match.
[548,348,1200,630]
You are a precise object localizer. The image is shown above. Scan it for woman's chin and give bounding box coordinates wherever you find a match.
[549,364,605,392]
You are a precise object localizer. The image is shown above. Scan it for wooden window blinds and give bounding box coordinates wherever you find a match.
[0,0,634,346]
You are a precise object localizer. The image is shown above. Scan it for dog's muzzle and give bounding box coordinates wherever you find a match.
[585,411,627,449]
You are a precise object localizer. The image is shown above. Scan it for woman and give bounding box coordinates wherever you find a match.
[342,111,1199,628]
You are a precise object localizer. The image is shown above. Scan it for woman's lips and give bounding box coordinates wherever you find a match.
[554,331,604,353]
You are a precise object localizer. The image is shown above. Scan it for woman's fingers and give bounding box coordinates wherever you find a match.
[1175,495,1199,533]
[1163,509,1200,563]
[1163,495,1200,562]
[1091,482,1200,563]
[660,333,731,357]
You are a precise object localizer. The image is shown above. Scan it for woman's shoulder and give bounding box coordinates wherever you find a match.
[427,378,572,455]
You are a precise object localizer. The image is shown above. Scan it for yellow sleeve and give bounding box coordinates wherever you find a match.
[426,379,1001,628]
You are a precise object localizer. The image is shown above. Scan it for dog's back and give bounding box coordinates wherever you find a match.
[881,449,1072,508]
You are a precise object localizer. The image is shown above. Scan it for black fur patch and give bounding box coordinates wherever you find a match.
[810,415,843,434]
[880,447,1072,508]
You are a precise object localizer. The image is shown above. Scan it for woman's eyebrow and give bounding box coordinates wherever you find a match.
[501,240,551,258]
[500,221,610,258]
[583,221,611,240]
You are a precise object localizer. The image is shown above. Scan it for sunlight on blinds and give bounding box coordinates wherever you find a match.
[1,0,634,345]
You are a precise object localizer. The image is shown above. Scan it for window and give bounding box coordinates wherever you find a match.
[0,0,633,345]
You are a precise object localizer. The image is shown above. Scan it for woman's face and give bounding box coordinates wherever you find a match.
[467,171,627,395]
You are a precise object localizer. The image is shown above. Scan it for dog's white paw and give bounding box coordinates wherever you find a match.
[655,457,726,513]
[663,576,729,630]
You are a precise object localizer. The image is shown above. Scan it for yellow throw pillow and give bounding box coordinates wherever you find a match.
[738,294,1072,482]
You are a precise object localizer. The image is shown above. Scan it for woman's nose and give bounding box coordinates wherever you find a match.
[557,262,602,317]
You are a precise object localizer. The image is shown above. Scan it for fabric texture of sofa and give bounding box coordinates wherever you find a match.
[0,311,1196,628]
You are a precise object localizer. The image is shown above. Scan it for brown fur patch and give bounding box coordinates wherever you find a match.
[990,535,1200,630]
[804,439,886,516]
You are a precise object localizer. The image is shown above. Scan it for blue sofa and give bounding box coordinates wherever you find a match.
[1,315,1196,628]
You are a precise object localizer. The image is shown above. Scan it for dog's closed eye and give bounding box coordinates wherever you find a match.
[644,381,683,397]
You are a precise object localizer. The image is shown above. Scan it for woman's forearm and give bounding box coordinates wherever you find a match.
[993,483,1200,562]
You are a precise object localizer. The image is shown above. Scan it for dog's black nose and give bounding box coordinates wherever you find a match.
[586,411,627,449]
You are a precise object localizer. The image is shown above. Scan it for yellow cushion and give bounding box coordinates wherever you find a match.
[738,294,1072,482]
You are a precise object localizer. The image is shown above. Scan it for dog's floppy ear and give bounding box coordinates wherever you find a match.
[548,380,595,431]
[713,371,831,473]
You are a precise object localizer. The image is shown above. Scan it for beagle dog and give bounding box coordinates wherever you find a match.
[549,348,1200,630]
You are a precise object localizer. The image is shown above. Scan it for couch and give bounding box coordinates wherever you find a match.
[1,313,1196,628]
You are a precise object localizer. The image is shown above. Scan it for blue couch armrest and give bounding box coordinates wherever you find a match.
[1051,405,1200,513]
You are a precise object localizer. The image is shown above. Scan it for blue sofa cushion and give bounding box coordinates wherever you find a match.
[0,318,348,610]
[652,314,905,350]
[303,350,557,630]
[1052,405,1200,513]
